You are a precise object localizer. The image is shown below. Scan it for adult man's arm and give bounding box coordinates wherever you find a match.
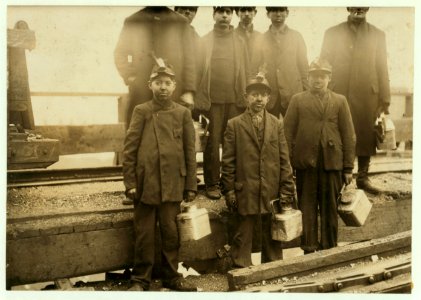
[376,30,391,116]
[114,21,136,85]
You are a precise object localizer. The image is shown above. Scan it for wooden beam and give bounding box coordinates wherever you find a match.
[6,226,134,287]
[34,124,126,154]
[338,197,411,242]
[227,231,411,290]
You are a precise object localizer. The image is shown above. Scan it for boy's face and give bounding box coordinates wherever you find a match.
[213,8,233,28]
[267,9,289,26]
[308,71,331,92]
[245,88,270,113]
[148,75,176,102]
[237,8,256,26]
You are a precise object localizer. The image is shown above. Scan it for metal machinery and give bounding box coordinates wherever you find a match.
[7,21,59,170]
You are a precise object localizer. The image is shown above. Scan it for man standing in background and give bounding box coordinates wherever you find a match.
[252,7,308,118]
[320,7,391,194]
[114,6,197,127]
[195,7,249,200]
[234,7,261,62]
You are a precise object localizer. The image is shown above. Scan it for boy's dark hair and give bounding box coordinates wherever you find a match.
[234,7,257,14]
[266,7,288,12]
[213,6,235,14]
[174,6,198,12]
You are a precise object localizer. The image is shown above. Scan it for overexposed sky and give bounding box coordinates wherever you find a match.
[7,6,414,94]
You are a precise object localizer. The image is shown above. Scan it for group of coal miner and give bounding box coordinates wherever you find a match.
[115,6,391,291]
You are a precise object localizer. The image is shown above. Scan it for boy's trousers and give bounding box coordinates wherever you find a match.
[131,201,181,288]
[203,103,240,187]
[230,214,283,267]
[295,164,342,252]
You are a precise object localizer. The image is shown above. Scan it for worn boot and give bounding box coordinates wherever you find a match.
[205,185,222,200]
[356,156,382,194]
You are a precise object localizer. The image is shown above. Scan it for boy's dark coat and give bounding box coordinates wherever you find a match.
[123,101,197,204]
[221,111,295,215]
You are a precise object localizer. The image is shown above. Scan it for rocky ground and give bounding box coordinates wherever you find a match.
[6,172,412,220]
[7,172,412,292]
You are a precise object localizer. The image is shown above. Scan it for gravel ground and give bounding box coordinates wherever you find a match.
[6,172,412,220]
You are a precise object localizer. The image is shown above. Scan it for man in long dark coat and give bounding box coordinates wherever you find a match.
[114,6,197,126]
[320,7,391,194]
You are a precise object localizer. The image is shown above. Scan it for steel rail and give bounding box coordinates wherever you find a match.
[7,165,205,188]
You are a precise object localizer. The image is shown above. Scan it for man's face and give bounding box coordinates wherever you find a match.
[213,8,233,28]
[237,7,256,26]
[308,71,331,92]
[267,8,289,26]
[176,7,197,24]
[245,88,270,113]
[348,7,369,22]
[148,75,176,102]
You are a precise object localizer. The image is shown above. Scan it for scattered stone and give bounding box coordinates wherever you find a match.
[371,255,379,262]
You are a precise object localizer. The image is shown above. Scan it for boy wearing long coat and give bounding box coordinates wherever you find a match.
[320,7,391,194]
[123,63,197,291]
[221,75,295,267]
[283,58,356,253]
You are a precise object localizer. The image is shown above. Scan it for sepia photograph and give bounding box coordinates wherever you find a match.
[2,0,419,299]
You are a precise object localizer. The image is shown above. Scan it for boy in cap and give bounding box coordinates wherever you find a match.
[252,7,308,118]
[283,58,356,253]
[123,60,197,291]
[220,73,295,267]
[196,6,249,200]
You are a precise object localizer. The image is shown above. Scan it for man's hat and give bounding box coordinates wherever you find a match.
[149,55,175,80]
[309,58,332,74]
[246,73,271,93]
[266,7,288,12]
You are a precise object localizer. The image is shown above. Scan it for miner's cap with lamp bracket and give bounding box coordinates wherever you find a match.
[308,57,332,74]
[246,65,272,94]
[149,52,175,80]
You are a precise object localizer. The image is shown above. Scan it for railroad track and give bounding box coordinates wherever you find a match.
[7,154,411,188]
[227,231,412,293]
[7,166,124,187]
[7,165,205,188]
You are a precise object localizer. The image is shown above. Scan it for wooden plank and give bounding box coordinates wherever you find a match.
[6,226,134,287]
[338,197,411,242]
[227,231,411,290]
[34,124,126,154]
